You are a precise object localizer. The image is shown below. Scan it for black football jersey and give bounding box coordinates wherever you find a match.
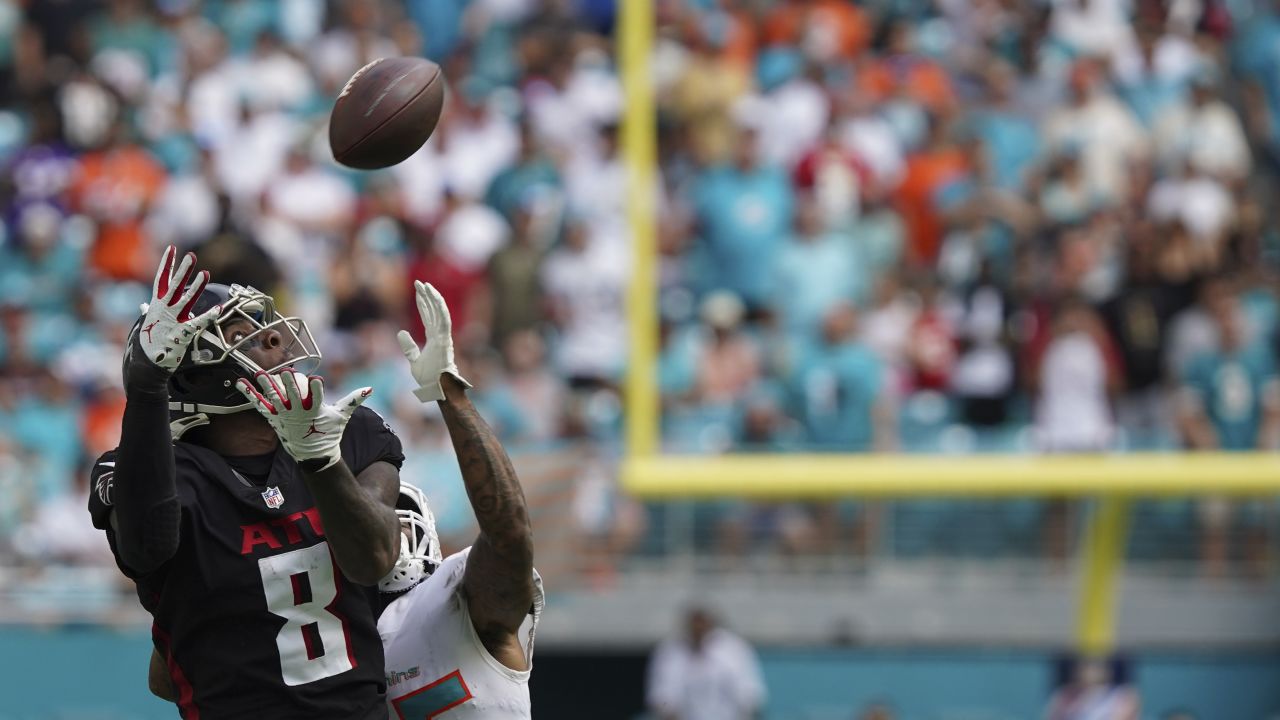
[89,406,404,719]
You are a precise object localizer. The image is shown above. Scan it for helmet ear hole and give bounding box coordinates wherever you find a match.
[170,372,195,396]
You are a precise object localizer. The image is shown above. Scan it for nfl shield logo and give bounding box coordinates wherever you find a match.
[261,486,285,509]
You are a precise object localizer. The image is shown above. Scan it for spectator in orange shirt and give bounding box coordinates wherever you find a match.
[683,0,758,73]
[857,19,956,114]
[895,116,969,264]
[69,120,166,281]
[762,0,871,63]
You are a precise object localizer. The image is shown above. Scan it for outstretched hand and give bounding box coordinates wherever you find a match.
[134,245,222,371]
[236,369,372,471]
[397,280,472,403]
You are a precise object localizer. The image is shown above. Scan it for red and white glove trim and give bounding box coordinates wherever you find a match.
[237,369,372,471]
[137,245,222,371]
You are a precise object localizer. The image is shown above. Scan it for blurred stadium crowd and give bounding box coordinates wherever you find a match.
[2,0,1280,592]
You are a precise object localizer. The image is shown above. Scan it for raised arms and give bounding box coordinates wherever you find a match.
[109,247,220,574]
[438,375,536,657]
[398,280,536,669]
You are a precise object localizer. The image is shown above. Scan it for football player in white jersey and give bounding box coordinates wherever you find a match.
[148,281,540,718]
[374,279,541,718]
[378,480,542,719]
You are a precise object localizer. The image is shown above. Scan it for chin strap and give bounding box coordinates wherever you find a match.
[169,400,255,415]
[170,413,210,441]
[167,399,256,441]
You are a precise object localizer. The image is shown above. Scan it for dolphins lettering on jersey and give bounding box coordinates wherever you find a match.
[240,507,326,554]
[386,666,421,688]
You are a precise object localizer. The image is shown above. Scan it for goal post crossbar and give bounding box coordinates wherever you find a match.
[620,453,1280,499]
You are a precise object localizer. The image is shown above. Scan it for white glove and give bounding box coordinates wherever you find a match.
[236,369,373,471]
[136,246,222,371]
[397,280,472,403]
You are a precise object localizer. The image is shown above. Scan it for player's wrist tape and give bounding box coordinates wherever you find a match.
[414,370,471,403]
[413,385,443,403]
[125,344,174,399]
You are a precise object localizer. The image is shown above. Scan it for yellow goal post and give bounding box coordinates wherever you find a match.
[615,0,1280,658]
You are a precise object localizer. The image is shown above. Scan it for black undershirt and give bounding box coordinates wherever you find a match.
[223,451,276,486]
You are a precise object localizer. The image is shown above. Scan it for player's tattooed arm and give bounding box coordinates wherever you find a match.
[437,374,536,643]
[302,459,401,585]
[398,279,533,666]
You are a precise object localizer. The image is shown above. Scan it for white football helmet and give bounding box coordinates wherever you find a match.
[379,481,443,594]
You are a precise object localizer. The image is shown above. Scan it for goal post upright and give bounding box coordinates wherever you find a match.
[619,0,659,459]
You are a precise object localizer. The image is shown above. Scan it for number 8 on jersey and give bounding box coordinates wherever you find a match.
[258,543,355,686]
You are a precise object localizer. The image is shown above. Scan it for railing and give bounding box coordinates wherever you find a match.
[3,444,1275,649]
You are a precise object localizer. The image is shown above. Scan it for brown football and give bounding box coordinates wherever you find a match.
[329,57,446,170]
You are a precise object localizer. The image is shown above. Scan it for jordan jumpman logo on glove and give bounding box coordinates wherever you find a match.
[237,369,373,471]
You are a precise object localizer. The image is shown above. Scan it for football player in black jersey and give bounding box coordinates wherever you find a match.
[150,280,542,717]
[88,246,403,719]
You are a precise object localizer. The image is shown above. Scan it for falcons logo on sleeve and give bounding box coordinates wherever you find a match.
[96,461,115,506]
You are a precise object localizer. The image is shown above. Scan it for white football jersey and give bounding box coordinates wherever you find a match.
[378,547,543,719]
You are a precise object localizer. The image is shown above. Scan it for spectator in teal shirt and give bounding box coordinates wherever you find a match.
[1234,3,1280,158]
[406,0,469,61]
[789,304,893,451]
[691,122,793,314]
[1175,281,1278,577]
[206,0,279,57]
[89,0,168,76]
[0,203,84,315]
[1177,286,1280,451]
[8,372,81,502]
[772,195,862,337]
[485,120,562,223]
[970,62,1041,191]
